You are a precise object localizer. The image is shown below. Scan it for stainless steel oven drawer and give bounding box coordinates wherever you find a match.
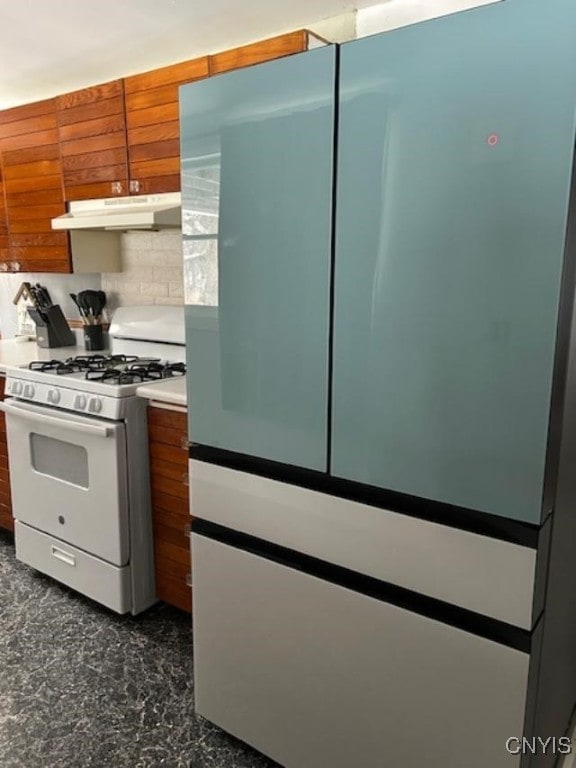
[15,521,131,614]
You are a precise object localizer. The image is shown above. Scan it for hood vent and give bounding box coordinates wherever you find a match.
[52,192,181,231]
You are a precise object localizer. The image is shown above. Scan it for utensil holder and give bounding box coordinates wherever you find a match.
[83,324,104,352]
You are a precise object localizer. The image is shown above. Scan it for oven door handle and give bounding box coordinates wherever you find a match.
[0,400,112,438]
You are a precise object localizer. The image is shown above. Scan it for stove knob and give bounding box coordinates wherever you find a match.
[89,397,102,414]
[47,389,61,405]
[74,394,87,410]
[23,384,35,399]
[12,381,23,395]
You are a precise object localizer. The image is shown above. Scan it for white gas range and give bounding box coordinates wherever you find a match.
[0,306,186,615]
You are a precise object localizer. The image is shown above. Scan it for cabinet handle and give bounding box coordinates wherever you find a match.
[184,522,191,538]
[0,263,7,273]
[180,436,189,450]
[185,573,192,588]
[10,262,20,272]
[130,179,140,194]
[111,181,123,195]
[181,473,189,487]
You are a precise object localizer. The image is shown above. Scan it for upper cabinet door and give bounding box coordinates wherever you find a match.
[181,46,336,471]
[125,58,210,195]
[0,100,71,273]
[56,80,129,201]
[331,0,576,524]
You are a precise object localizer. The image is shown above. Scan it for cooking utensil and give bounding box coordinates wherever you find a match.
[75,290,107,325]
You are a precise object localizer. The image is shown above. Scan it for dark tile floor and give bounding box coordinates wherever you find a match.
[0,531,278,768]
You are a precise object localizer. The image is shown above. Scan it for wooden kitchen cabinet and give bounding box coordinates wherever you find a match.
[0,99,71,273]
[0,28,325,273]
[56,80,129,201]
[124,30,318,195]
[0,377,14,533]
[208,29,324,75]
[124,57,210,195]
[148,404,191,612]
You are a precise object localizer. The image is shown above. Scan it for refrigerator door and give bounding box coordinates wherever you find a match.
[332,0,576,523]
[180,47,335,471]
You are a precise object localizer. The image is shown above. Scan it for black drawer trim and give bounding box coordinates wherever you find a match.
[189,444,540,549]
[193,517,534,654]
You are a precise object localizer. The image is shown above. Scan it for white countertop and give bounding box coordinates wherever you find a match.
[0,339,87,372]
[136,377,187,407]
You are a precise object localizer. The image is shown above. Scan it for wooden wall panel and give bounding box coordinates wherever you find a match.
[0,99,71,273]
[56,80,129,201]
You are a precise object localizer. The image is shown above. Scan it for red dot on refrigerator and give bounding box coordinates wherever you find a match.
[487,133,500,147]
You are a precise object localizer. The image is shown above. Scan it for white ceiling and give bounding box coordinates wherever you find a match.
[0,0,380,109]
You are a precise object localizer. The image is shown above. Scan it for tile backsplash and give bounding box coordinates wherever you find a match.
[101,230,184,312]
[0,230,184,339]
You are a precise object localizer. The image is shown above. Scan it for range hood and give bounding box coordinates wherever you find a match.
[51,192,182,231]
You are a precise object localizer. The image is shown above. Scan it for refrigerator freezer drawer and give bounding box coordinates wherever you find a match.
[192,534,527,768]
[190,460,537,629]
[15,521,131,614]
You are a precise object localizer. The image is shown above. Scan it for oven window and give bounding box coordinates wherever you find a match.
[30,434,89,489]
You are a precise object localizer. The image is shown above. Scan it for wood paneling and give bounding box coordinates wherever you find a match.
[149,422,188,448]
[208,30,312,75]
[148,404,191,612]
[124,58,209,94]
[130,139,180,164]
[52,181,124,202]
[59,131,127,158]
[2,143,60,165]
[0,128,59,153]
[125,102,180,130]
[125,57,209,195]
[150,457,188,483]
[56,81,129,201]
[12,259,70,273]
[152,489,189,517]
[148,406,187,431]
[10,232,68,247]
[151,474,188,501]
[155,572,191,613]
[56,80,123,109]
[6,188,67,207]
[0,27,320,270]
[0,99,71,273]
[149,440,188,467]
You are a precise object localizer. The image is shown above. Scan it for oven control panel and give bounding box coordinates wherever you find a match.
[4,376,123,421]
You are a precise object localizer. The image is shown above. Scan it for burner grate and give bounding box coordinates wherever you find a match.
[86,369,148,385]
[27,355,185,386]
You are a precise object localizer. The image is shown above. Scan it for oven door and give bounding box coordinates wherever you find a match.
[1,399,129,567]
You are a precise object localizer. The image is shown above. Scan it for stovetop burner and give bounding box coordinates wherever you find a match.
[28,354,167,378]
[84,360,187,385]
[23,353,186,394]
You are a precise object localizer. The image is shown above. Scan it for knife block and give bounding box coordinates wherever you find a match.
[28,305,76,348]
